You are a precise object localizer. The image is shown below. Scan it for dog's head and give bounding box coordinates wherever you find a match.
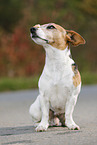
[30,23,85,50]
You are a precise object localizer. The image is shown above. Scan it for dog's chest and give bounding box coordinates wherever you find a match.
[40,60,73,113]
[49,81,72,113]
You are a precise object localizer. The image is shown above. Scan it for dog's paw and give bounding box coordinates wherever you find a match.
[35,122,49,132]
[33,122,40,127]
[66,122,80,130]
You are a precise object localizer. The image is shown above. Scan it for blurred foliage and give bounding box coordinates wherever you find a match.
[0,0,23,32]
[0,0,97,77]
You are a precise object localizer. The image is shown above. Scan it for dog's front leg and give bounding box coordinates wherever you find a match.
[35,94,49,132]
[65,95,80,130]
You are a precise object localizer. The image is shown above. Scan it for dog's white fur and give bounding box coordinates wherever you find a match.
[29,23,85,131]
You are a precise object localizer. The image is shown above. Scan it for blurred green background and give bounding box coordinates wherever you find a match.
[0,0,97,91]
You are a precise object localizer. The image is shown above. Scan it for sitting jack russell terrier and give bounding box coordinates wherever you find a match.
[29,23,85,132]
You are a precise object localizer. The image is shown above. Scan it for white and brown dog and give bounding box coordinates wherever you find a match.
[29,23,85,132]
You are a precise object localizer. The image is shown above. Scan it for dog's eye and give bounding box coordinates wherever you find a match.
[47,25,56,29]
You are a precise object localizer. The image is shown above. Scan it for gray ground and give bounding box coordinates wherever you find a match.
[0,85,97,145]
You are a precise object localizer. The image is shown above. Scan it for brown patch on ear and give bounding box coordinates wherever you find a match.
[72,63,81,87]
[66,30,86,46]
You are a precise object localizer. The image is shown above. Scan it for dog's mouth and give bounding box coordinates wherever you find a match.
[33,35,49,43]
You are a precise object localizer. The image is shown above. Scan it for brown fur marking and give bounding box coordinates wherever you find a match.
[46,23,68,50]
[72,64,81,87]
[66,30,86,46]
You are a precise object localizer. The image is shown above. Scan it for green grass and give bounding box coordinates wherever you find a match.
[0,72,97,92]
[81,72,97,85]
[0,76,39,92]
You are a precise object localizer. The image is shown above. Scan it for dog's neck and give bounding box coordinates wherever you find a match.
[44,44,71,62]
[42,44,74,76]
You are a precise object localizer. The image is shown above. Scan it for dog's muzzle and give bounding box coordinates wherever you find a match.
[30,27,49,43]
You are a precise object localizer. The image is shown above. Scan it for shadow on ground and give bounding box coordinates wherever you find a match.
[0,126,35,136]
[0,125,81,145]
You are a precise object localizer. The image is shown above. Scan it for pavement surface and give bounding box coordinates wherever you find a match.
[0,85,97,145]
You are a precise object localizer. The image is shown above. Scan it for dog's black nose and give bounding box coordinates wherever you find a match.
[30,27,37,33]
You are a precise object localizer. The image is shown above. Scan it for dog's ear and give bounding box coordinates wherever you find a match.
[66,30,86,46]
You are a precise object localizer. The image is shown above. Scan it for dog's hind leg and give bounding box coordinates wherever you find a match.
[57,113,66,126]
[29,95,42,125]
[49,109,60,126]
